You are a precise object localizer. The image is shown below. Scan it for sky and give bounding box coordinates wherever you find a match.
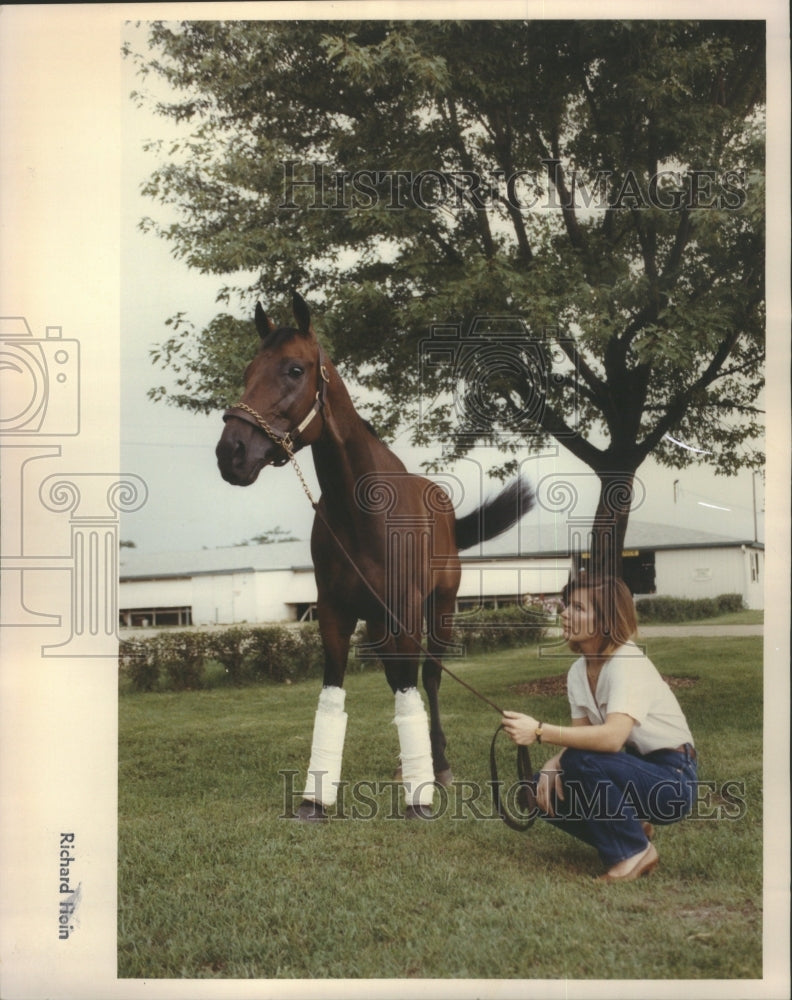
[119,24,766,557]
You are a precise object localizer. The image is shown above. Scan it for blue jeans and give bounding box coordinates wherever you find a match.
[539,744,698,868]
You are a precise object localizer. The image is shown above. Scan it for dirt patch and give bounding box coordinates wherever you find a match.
[512,674,698,697]
[662,675,699,689]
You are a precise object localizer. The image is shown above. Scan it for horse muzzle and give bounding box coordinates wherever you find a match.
[215,419,283,485]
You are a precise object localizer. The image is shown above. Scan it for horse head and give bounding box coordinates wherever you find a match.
[216,292,329,486]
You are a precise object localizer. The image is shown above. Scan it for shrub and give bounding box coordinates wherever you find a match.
[119,638,160,692]
[452,603,551,654]
[635,593,745,623]
[156,632,208,691]
[695,597,719,620]
[247,626,312,684]
[348,622,397,674]
[716,593,745,614]
[206,627,255,685]
[293,622,326,679]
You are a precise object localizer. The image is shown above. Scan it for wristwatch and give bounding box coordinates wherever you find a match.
[535,721,544,744]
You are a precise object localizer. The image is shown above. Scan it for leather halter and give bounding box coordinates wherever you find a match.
[222,347,331,465]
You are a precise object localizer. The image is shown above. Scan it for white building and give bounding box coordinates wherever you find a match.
[119,521,764,627]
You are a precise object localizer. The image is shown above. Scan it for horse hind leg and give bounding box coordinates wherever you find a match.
[376,626,437,817]
[393,686,436,820]
[422,589,455,787]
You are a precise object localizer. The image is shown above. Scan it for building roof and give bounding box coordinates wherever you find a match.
[119,539,315,581]
[477,519,762,560]
[119,521,762,581]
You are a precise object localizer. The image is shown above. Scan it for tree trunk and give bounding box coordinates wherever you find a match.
[588,470,635,581]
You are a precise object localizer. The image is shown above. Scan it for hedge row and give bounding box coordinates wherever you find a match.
[119,624,326,693]
[451,604,552,653]
[119,605,551,693]
[635,592,745,623]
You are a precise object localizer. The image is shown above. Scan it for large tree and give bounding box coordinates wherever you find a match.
[128,19,765,576]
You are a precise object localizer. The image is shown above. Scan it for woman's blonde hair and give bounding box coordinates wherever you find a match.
[566,574,637,657]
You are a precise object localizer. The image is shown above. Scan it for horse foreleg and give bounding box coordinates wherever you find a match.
[300,685,348,820]
[296,603,355,822]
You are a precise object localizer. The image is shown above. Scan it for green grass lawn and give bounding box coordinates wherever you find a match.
[118,636,762,981]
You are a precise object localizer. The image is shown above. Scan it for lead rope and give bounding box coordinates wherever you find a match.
[278,432,319,509]
[233,391,537,828]
[490,727,538,831]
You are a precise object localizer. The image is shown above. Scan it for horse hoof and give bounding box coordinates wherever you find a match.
[294,800,329,822]
[404,804,434,821]
[393,766,454,788]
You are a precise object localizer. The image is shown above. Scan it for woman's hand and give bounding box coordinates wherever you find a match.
[536,759,564,816]
[501,710,541,746]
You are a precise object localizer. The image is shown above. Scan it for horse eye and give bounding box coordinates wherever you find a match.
[287,364,304,379]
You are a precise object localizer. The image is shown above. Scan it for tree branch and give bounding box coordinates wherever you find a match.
[530,402,605,468]
[527,123,588,257]
[487,106,533,264]
[631,208,658,283]
[661,209,692,279]
[444,97,496,258]
[544,149,587,255]
[556,336,609,402]
[637,324,747,459]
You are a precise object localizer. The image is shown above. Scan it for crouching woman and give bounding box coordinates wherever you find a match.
[502,575,698,883]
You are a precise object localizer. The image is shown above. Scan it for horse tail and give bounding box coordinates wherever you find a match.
[454,478,535,552]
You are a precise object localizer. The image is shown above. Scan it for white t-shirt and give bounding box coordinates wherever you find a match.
[566,642,694,755]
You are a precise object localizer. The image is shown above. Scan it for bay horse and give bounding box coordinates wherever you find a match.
[216,292,533,820]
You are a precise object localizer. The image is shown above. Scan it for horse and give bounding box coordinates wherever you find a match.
[216,291,534,820]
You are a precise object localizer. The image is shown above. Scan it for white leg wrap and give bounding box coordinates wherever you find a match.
[393,688,435,807]
[303,686,347,808]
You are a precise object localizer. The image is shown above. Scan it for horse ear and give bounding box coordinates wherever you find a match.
[254,302,275,341]
[292,290,312,336]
